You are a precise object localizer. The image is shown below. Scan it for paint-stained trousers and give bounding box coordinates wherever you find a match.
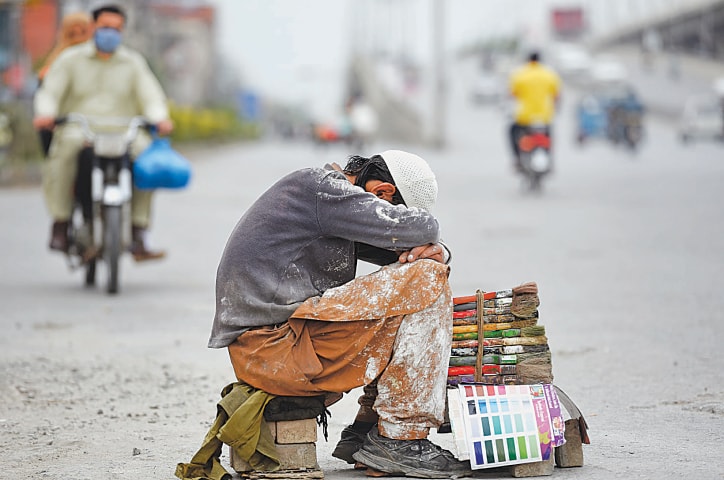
[228,260,453,441]
[42,124,154,227]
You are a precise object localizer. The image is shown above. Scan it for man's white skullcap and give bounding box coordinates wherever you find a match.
[380,150,438,212]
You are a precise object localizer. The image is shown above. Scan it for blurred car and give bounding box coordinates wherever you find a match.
[678,94,724,144]
[470,72,505,105]
[589,57,628,84]
[714,76,724,97]
[310,114,353,147]
[548,42,592,82]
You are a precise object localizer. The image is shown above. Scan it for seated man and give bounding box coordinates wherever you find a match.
[208,150,469,478]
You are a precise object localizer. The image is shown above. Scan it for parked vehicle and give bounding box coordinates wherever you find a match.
[470,71,505,105]
[516,123,552,193]
[310,116,353,147]
[58,113,153,294]
[548,42,592,83]
[678,94,724,144]
[575,93,607,143]
[588,58,628,84]
[607,98,645,150]
[576,81,645,151]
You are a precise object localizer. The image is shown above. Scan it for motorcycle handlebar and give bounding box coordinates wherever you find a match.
[55,113,156,142]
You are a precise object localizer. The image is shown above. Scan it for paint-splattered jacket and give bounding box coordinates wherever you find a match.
[208,165,441,348]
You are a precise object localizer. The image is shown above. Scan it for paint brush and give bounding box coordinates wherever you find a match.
[501,335,549,346]
[502,345,549,354]
[485,312,538,323]
[452,326,545,340]
[453,289,513,304]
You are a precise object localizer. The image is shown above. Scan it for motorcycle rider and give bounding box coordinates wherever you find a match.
[508,51,561,171]
[33,4,173,261]
[36,11,93,157]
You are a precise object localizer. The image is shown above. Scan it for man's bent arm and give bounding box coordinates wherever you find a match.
[34,54,71,120]
[133,55,170,124]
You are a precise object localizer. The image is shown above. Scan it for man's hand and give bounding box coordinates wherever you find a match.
[398,243,445,264]
[33,116,56,130]
[156,119,174,136]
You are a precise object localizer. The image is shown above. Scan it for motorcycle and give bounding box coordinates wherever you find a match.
[576,82,644,152]
[516,123,552,192]
[607,103,644,150]
[56,113,153,294]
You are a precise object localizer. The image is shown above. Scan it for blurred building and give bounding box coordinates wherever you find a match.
[131,1,217,107]
[587,0,724,59]
[0,0,231,107]
[1,0,54,100]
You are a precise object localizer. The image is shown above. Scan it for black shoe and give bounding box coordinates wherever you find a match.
[130,226,166,262]
[332,424,368,464]
[49,221,69,252]
[129,242,166,262]
[352,428,471,479]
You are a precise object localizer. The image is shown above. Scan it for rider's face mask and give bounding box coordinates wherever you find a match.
[94,27,122,53]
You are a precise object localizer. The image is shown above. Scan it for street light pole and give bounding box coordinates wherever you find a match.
[431,0,446,149]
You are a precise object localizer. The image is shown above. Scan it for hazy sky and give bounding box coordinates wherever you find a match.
[206,0,554,118]
[205,0,696,118]
[207,0,353,117]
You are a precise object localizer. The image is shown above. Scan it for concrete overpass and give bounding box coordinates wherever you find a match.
[346,54,427,146]
[591,0,724,59]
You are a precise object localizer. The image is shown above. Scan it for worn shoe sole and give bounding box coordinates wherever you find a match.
[332,425,368,464]
[332,440,364,464]
[132,251,166,262]
[353,448,470,479]
[49,240,69,253]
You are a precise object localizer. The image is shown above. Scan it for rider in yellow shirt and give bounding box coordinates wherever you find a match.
[508,51,561,170]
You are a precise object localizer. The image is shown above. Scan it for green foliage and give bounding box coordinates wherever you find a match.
[169,103,260,143]
[0,101,258,176]
[457,36,520,60]
[0,101,44,164]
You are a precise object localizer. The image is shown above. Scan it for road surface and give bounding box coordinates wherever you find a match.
[1,56,723,479]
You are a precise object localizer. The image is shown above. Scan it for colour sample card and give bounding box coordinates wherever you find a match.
[454,384,563,470]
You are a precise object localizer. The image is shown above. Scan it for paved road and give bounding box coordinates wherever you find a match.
[1,56,724,479]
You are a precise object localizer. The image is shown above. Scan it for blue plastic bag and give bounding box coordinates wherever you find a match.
[133,137,192,190]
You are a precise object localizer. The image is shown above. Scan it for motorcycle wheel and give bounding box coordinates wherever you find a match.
[85,258,96,286]
[528,173,543,192]
[626,126,642,150]
[69,207,97,287]
[103,205,122,294]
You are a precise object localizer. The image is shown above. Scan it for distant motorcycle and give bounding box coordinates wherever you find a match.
[607,103,644,150]
[576,82,645,152]
[516,123,552,192]
[56,113,153,294]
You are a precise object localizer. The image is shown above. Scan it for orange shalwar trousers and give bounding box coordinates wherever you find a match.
[227,260,453,440]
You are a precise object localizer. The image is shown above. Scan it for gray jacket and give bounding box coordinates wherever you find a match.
[208,165,441,348]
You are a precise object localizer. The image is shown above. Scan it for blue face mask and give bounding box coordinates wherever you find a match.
[94,27,122,53]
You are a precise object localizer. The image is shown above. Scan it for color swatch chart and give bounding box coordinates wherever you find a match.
[453,384,557,469]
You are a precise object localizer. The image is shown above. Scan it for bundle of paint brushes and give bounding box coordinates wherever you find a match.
[448,282,553,386]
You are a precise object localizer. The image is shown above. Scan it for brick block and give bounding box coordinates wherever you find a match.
[554,418,584,467]
[229,446,251,473]
[229,442,318,472]
[276,442,319,470]
[275,418,318,444]
[509,455,554,477]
